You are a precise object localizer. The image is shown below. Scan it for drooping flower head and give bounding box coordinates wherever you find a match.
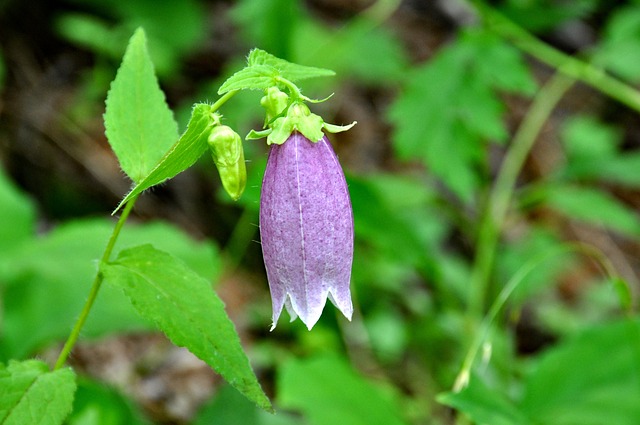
[251,88,356,330]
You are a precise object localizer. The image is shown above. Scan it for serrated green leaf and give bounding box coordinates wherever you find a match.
[247,49,335,82]
[218,51,335,95]
[115,102,216,211]
[218,64,279,94]
[101,244,271,412]
[541,184,640,237]
[438,374,531,425]
[104,27,179,183]
[278,354,407,425]
[388,29,535,201]
[520,319,640,424]
[0,360,76,425]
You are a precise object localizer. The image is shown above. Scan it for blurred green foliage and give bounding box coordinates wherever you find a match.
[2,0,640,424]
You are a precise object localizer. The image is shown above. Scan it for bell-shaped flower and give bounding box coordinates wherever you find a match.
[260,131,354,330]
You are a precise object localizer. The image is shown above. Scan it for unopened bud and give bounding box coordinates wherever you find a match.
[208,125,246,201]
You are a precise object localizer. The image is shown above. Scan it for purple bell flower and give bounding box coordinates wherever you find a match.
[260,132,354,330]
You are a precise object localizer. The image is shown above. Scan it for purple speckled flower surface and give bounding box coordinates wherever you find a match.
[260,132,354,330]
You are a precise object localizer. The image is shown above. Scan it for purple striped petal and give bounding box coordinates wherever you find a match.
[260,132,354,330]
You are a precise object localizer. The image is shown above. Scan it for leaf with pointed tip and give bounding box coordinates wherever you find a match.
[104,27,179,184]
[101,244,272,412]
[247,48,335,82]
[115,102,216,211]
[218,64,280,94]
[0,360,76,425]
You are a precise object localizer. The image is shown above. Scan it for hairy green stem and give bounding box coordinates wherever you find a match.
[54,194,139,370]
[468,72,574,317]
[212,90,238,112]
[470,1,640,113]
[54,91,240,371]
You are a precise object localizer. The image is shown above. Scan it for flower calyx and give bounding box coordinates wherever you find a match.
[248,87,356,146]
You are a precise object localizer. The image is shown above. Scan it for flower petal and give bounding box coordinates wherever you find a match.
[260,132,354,329]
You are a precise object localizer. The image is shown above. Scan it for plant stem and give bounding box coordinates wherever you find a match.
[456,242,624,392]
[470,1,640,113]
[53,195,138,370]
[468,72,574,317]
[212,90,238,112]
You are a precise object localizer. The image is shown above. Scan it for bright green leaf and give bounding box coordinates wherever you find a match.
[247,49,335,82]
[115,102,216,211]
[104,27,179,183]
[218,50,336,95]
[218,64,279,94]
[520,319,640,424]
[438,373,531,425]
[0,360,76,425]
[541,184,640,237]
[100,244,271,411]
[278,354,407,425]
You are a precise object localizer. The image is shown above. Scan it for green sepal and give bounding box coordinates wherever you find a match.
[250,102,356,145]
[247,129,273,140]
[324,121,357,133]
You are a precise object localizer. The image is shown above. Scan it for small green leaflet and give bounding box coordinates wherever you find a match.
[218,64,280,94]
[104,27,179,184]
[247,49,335,81]
[101,244,272,412]
[0,360,76,425]
[115,103,216,211]
[218,48,335,94]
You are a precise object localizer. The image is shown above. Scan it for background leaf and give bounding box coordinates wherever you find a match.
[0,360,76,425]
[67,378,149,425]
[0,168,36,256]
[388,29,535,201]
[0,218,220,360]
[438,374,531,425]
[539,184,640,238]
[104,27,179,183]
[100,244,272,411]
[278,354,408,425]
[520,319,640,424]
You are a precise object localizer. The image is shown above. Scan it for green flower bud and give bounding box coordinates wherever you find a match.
[208,125,246,201]
[261,86,289,123]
